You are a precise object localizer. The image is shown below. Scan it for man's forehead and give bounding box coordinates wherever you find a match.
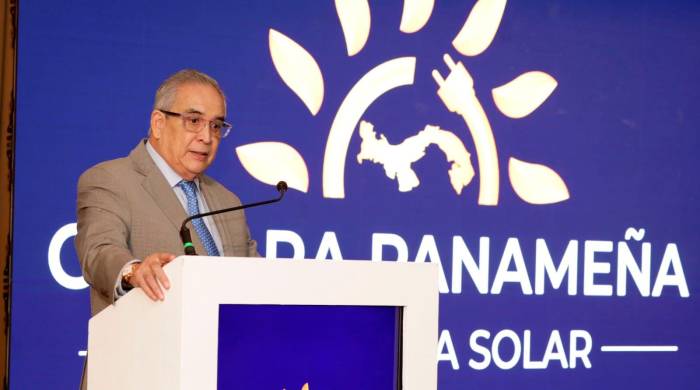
[173,83,225,115]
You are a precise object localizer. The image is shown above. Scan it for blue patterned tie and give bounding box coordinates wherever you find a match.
[178,180,220,256]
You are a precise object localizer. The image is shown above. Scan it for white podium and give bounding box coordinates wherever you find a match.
[88,256,439,389]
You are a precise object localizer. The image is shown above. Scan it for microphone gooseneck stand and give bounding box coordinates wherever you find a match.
[179,181,288,255]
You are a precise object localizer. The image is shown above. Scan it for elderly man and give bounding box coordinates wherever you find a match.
[76,68,257,313]
[75,69,258,388]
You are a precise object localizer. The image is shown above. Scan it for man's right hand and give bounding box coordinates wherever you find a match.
[129,252,176,301]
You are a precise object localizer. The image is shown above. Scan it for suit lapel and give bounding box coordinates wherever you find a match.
[130,140,206,255]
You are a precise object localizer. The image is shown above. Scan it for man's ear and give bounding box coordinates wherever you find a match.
[150,110,164,139]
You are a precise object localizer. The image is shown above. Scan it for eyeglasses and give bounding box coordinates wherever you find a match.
[159,109,232,139]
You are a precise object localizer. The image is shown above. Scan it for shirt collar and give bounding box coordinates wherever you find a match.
[146,140,199,188]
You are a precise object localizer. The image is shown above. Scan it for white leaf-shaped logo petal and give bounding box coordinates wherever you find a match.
[492,71,557,119]
[509,157,569,204]
[335,0,371,56]
[269,29,324,115]
[452,0,507,56]
[236,142,309,193]
[400,0,435,34]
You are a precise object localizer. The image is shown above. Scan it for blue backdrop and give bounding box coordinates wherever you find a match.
[11,1,700,389]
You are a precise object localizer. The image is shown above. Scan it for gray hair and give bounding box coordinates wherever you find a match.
[153,69,226,112]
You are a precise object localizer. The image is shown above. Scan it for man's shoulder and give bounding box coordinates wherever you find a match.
[79,155,136,182]
[78,142,147,184]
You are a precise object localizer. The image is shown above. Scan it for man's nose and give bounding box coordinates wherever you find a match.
[198,124,213,143]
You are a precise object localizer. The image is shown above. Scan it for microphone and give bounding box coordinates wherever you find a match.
[179,181,288,255]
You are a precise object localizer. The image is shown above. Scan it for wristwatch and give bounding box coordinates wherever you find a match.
[121,262,140,289]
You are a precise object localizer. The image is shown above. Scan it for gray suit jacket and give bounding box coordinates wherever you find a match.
[76,140,258,317]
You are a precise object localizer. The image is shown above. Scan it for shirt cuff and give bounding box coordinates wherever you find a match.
[114,259,142,300]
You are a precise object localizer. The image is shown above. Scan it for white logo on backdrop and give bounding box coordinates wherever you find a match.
[236,0,570,206]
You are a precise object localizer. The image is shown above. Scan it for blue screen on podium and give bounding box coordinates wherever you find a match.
[217,304,402,390]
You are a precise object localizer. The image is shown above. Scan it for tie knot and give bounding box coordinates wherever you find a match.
[178,180,198,196]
